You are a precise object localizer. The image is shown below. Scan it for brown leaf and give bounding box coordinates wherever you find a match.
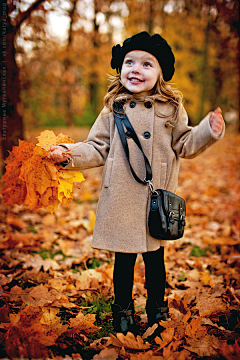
[155,327,174,350]
[170,295,188,314]
[20,253,60,273]
[0,307,10,323]
[195,294,228,317]
[142,323,158,339]
[184,334,223,357]
[130,350,164,359]
[169,308,184,322]
[92,347,119,360]
[6,216,27,230]
[75,269,103,290]
[162,343,172,359]
[5,305,68,358]
[219,340,240,360]
[68,311,99,335]
[89,337,110,350]
[108,332,151,350]
[185,317,207,339]
[1,140,35,206]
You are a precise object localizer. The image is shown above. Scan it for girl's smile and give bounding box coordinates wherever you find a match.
[121,50,161,95]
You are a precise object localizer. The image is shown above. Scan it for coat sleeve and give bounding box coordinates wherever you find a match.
[60,110,111,169]
[172,105,225,159]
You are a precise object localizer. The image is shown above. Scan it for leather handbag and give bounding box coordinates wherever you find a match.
[113,102,186,241]
[149,189,186,240]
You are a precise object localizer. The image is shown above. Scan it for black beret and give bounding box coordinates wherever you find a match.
[111,31,175,82]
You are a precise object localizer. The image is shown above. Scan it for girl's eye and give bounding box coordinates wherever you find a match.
[144,62,151,67]
[125,60,133,65]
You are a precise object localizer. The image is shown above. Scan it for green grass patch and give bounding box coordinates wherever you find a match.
[78,293,115,356]
[79,294,112,321]
[73,199,98,204]
[179,270,186,281]
[35,249,67,261]
[189,246,210,257]
[86,257,109,269]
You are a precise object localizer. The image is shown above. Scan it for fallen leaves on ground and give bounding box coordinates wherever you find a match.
[0,131,240,359]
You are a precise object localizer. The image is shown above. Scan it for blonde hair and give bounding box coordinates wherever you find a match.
[104,72,183,127]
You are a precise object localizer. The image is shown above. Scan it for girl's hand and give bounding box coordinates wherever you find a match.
[48,146,70,163]
[209,107,224,134]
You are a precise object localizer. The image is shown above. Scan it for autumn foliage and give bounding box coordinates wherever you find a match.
[0,132,240,359]
[1,131,84,213]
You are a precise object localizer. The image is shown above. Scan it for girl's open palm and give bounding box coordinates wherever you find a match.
[209,107,224,134]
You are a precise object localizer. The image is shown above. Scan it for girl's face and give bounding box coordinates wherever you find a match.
[121,50,161,95]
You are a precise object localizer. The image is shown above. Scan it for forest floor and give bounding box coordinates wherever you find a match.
[0,129,240,359]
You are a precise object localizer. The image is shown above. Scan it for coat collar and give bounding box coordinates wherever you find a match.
[115,93,166,105]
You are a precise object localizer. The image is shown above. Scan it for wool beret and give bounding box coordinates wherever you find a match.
[111,31,175,82]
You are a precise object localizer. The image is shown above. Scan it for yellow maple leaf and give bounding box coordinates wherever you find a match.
[36,130,74,151]
[36,130,58,151]
[56,133,74,145]
[89,210,96,232]
[46,199,60,214]
[58,170,85,203]
[199,271,213,286]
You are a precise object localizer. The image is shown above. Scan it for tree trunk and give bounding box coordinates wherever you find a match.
[237,32,240,132]
[198,5,211,122]
[63,0,78,127]
[1,7,23,173]
[88,0,100,118]
[148,0,154,33]
[1,0,45,173]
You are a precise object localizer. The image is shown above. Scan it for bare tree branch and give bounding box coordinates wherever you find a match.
[15,0,45,32]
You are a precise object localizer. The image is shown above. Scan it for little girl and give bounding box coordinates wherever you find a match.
[49,32,224,335]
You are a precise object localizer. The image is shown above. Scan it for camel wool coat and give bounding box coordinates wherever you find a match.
[61,100,224,253]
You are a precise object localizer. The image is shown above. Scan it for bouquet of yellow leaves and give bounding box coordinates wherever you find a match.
[1,131,84,213]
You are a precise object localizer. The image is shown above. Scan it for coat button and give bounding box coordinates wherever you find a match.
[130,101,136,108]
[126,131,131,138]
[143,131,151,139]
[144,101,152,109]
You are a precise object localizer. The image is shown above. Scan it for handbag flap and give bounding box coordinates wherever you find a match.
[159,189,186,217]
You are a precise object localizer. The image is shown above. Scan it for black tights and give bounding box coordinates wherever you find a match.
[113,247,166,308]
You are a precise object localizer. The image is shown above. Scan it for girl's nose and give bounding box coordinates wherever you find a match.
[132,63,141,73]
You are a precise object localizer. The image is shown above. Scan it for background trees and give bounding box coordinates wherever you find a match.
[1,0,239,172]
[1,0,46,168]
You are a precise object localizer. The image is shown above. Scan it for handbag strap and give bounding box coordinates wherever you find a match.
[113,102,152,185]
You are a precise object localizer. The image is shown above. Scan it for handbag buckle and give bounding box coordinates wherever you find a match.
[144,179,158,195]
[169,211,175,223]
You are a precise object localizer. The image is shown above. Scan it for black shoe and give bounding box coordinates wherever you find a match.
[111,301,138,335]
[146,300,168,338]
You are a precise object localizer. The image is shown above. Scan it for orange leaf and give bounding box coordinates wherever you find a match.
[184,334,223,357]
[92,347,119,360]
[1,132,84,213]
[185,317,207,339]
[1,140,35,206]
[219,340,240,359]
[5,305,68,358]
[130,350,163,359]
[199,271,213,286]
[155,327,174,349]
[108,332,151,350]
[68,311,99,335]
[56,132,75,145]
[195,294,228,317]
